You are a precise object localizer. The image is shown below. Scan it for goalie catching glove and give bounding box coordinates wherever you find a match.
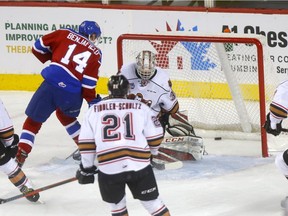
[263,113,282,136]
[164,111,196,137]
[76,164,98,184]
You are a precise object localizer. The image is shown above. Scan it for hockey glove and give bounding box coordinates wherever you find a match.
[263,113,282,136]
[88,94,102,107]
[16,147,28,168]
[76,164,98,184]
[6,134,19,158]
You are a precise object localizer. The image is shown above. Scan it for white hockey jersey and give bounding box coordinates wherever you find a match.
[119,63,179,116]
[269,80,288,128]
[78,98,164,175]
[0,99,14,147]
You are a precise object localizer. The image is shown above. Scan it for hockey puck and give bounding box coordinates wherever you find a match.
[214,137,222,140]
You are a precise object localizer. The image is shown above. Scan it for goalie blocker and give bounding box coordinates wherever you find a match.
[159,111,205,161]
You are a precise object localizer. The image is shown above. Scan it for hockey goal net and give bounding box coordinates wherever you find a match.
[116,32,280,157]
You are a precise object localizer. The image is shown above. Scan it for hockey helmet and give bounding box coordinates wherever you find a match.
[108,75,130,98]
[79,20,101,45]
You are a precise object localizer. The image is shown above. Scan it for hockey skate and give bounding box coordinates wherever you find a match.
[20,186,40,202]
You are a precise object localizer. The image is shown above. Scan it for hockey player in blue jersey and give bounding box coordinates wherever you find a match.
[16,20,102,167]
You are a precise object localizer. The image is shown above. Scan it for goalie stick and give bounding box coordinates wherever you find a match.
[151,151,183,170]
[0,177,77,204]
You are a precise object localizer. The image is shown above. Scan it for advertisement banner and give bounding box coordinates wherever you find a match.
[1,6,288,90]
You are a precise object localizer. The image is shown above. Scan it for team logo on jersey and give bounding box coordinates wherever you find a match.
[140,79,149,87]
[152,116,161,127]
[170,91,176,101]
[58,82,66,88]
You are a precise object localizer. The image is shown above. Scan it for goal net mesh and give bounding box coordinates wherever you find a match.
[117,33,281,156]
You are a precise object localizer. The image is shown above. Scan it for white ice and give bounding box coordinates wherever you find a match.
[0,91,287,216]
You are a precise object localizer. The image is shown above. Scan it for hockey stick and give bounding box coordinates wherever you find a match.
[65,149,79,160]
[151,151,183,170]
[151,158,183,170]
[0,177,77,204]
[65,149,76,160]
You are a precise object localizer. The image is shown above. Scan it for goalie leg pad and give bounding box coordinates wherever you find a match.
[161,136,204,161]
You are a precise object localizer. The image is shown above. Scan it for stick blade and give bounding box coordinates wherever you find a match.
[152,158,183,170]
[164,161,183,170]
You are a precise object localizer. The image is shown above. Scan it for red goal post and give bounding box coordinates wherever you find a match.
[116,32,278,157]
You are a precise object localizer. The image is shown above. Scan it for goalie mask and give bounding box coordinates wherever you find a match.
[79,20,101,45]
[136,50,156,80]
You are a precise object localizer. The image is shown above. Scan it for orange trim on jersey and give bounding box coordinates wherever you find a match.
[78,143,96,151]
[98,149,151,163]
[147,137,163,147]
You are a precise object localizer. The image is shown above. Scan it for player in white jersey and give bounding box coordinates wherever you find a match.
[119,50,179,122]
[0,99,39,202]
[119,50,204,161]
[75,75,170,216]
[263,80,288,207]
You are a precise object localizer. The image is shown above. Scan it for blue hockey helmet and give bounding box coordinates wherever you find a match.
[79,20,101,44]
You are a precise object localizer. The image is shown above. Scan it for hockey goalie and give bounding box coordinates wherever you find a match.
[119,50,205,164]
[159,111,204,161]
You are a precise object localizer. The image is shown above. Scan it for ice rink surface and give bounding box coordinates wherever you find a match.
[0,91,288,216]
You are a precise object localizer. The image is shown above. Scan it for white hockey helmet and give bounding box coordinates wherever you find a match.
[136,50,156,80]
